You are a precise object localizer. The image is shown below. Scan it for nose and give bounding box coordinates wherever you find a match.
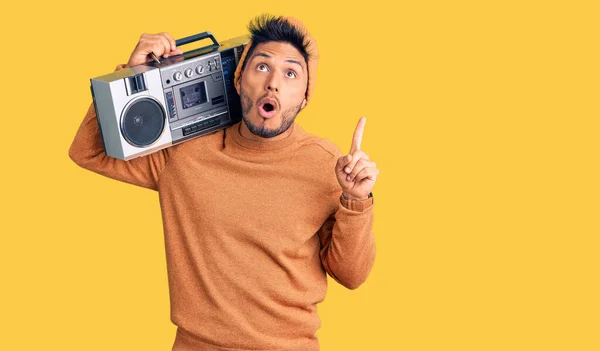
[265,72,280,93]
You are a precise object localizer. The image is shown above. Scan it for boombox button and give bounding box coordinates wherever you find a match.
[191,125,198,132]
[184,127,191,134]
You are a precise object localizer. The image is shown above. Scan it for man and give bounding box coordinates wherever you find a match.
[69,14,379,351]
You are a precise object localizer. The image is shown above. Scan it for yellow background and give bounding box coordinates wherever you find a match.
[1,0,599,350]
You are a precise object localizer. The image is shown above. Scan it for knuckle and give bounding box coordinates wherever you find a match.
[354,150,368,160]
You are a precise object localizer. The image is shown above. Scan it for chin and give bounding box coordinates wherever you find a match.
[243,114,289,139]
[254,112,282,127]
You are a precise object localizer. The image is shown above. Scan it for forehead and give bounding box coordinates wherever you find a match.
[249,41,305,67]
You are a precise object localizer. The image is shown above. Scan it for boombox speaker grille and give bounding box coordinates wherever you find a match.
[121,98,166,147]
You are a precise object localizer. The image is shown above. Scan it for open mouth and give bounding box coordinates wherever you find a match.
[263,103,275,112]
[257,97,279,118]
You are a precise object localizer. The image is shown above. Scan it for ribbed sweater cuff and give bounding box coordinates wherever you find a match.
[339,194,374,212]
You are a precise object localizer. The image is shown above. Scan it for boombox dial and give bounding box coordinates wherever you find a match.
[196,65,204,74]
[173,71,182,81]
[184,68,193,78]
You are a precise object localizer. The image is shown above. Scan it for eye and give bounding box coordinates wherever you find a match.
[286,71,297,79]
[257,63,268,72]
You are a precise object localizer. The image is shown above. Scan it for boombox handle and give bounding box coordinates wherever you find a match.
[175,31,220,52]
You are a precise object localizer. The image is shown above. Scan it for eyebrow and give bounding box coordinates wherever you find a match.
[252,52,304,72]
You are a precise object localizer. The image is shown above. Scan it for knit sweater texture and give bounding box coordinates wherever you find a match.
[69,65,376,351]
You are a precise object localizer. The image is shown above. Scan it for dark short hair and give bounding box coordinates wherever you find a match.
[241,14,312,72]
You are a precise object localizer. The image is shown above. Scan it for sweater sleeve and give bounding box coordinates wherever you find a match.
[68,64,171,191]
[318,191,376,290]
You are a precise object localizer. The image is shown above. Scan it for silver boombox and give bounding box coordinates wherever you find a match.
[90,32,249,160]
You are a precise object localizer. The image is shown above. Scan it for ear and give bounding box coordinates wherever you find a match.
[235,76,241,95]
[299,97,307,110]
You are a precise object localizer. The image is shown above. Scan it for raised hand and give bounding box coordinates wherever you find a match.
[335,117,379,200]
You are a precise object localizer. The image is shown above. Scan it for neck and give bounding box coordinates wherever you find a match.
[239,121,294,142]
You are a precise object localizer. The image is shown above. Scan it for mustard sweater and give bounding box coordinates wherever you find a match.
[69,65,376,351]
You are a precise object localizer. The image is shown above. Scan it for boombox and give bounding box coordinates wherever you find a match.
[90,32,249,160]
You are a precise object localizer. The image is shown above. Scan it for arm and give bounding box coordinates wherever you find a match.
[319,116,379,289]
[68,64,171,191]
[69,33,185,190]
[318,193,376,290]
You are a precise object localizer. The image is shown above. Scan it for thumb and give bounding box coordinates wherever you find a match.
[336,154,352,174]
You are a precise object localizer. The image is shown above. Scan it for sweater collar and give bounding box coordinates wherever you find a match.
[230,121,300,151]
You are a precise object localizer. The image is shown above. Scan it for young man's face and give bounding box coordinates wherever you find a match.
[235,41,308,138]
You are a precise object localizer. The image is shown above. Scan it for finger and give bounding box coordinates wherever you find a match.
[354,166,379,183]
[130,35,151,65]
[336,154,353,174]
[138,35,156,55]
[139,33,149,41]
[139,38,162,57]
[146,41,163,58]
[348,160,376,182]
[130,34,166,66]
[350,116,366,153]
[171,48,184,56]
[157,36,171,58]
[161,32,177,51]
[344,150,369,174]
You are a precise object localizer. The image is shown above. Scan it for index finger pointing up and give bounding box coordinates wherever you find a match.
[350,117,367,153]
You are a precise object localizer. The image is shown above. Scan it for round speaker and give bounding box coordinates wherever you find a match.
[121,97,166,147]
